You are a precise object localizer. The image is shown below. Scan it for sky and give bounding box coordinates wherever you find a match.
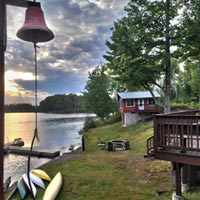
[5,0,129,105]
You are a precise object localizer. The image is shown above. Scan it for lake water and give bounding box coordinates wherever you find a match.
[4,112,93,184]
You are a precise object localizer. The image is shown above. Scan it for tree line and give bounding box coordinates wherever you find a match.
[5,94,85,113]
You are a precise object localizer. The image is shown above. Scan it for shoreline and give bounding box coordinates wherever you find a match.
[40,149,82,169]
[5,149,82,199]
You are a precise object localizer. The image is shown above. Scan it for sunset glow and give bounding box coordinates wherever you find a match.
[5,70,35,95]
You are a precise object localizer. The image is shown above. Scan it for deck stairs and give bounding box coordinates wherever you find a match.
[144,136,154,157]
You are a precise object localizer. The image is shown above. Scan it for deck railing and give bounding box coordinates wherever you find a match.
[154,110,200,152]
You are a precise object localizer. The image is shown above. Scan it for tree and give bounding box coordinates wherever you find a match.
[183,61,200,102]
[165,0,171,112]
[173,0,200,102]
[104,0,180,112]
[174,0,200,61]
[83,66,115,123]
[39,94,84,113]
[104,5,164,92]
[174,70,192,103]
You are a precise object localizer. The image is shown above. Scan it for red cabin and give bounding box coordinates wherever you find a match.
[117,91,161,126]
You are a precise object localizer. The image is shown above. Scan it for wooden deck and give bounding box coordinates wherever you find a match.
[155,148,200,166]
[153,110,200,165]
[152,110,200,198]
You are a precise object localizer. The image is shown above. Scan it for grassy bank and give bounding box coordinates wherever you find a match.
[7,121,200,199]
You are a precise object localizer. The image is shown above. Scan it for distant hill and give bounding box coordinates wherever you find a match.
[5,94,85,113]
[39,94,85,113]
[5,103,35,112]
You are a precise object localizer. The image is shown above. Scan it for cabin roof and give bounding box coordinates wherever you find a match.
[117,91,160,99]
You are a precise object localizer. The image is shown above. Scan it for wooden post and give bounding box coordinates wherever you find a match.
[0,0,5,199]
[182,164,188,185]
[175,163,182,196]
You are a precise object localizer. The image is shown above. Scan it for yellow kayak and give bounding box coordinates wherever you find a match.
[31,169,51,182]
[43,172,62,200]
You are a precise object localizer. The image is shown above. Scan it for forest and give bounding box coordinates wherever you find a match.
[5,94,85,113]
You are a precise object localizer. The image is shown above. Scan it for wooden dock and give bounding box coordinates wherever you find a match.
[4,146,60,159]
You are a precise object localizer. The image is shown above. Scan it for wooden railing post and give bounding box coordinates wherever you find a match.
[153,115,158,151]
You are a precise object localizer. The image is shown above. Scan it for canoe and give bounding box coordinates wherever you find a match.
[3,176,11,193]
[17,177,27,199]
[31,169,51,181]
[43,172,62,200]
[30,172,45,189]
[69,143,81,151]
[22,174,37,198]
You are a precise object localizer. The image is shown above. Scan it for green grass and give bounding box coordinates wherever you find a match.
[6,121,200,199]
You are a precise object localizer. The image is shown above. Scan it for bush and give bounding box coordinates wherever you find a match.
[105,112,121,124]
[83,117,97,131]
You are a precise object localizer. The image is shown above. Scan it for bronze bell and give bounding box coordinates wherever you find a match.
[17,2,54,43]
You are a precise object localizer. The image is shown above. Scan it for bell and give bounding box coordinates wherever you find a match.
[17,2,54,43]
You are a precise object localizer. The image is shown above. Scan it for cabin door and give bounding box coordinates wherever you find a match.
[138,99,144,110]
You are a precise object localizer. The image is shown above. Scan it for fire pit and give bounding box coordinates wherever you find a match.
[107,140,130,151]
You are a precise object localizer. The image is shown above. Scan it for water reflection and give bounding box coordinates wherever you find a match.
[4,112,94,184]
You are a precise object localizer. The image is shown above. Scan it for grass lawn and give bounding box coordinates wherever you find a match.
[6,121,200,199]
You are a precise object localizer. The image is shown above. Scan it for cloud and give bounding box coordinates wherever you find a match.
[5,0,129,104]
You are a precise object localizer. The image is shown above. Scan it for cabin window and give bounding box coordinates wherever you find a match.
[126,99,134,107]
[148,99,155,105]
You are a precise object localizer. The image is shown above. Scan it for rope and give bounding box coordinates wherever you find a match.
[27,42,40,200]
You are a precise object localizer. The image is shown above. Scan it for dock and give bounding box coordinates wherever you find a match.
[4,146,60,159]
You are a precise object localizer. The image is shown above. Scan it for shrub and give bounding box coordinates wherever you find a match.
[83,117,97,131]
[105,112,121,124]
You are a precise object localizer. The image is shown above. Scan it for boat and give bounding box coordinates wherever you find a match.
[43,172,62,200]
[30,172,45,189]
[17,177,27,199]
[31,169,51,181]
[69,143,81,151]
[7,138,25,147]
[22,174,37,198]
[3,176,11,193]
